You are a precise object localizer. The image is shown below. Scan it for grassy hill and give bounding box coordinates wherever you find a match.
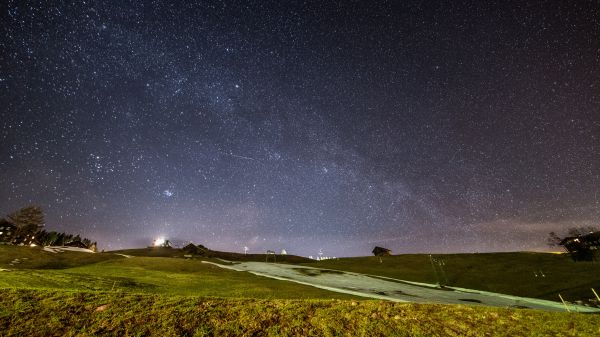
[307,252,600,303]
[2,245,600,336]
[111,246,315,263]
[4,246,598,302]
[0,246,352,299]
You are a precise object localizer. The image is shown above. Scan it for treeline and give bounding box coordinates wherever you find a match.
[33,230,96,250]
[0,205,96,251]
[548,226,600,261]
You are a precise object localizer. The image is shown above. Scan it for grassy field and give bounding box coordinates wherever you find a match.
[0,246,353,299]
[2,245,600,336]
[5,245,596,302]
[308,252,600,303]
[2,288,599,336]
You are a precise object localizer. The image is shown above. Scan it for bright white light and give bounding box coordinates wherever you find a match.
[154,237,165,247]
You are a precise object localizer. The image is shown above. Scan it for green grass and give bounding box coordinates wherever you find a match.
[3,246,600,335]
[4,246,599,302]
[0,246,355,299]
[307,252,600,302]
[2,288,599,337]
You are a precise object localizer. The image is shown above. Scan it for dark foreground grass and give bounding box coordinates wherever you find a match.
[2,288,599,337]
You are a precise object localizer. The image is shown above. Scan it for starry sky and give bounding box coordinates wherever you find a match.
[1,1,599,256]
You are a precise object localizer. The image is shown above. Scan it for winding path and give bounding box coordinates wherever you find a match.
[203,260,599,312]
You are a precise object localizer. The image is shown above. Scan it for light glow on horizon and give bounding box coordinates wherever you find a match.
[153,237,165,247]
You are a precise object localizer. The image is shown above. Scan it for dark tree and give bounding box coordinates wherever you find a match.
[7,206,44,227]
[182,243,208,255]
[547,232,562,247]
[567,226,598,237]
[7,206,45,244]
[33,229,48,245]
[4,206,98,250]
[550,227,600,262]
[372,246,392,256]
[82,238,91,248]
[47,231,59,245]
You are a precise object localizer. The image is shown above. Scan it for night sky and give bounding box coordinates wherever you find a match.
[1,1,599,256]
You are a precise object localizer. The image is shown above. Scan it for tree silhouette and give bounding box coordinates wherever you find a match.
[7,206,45,244]
[3,205,97,249]
[549,226,600,261]
[567,226,597,237]
[547,232,562,247]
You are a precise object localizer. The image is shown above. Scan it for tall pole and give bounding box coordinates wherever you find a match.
[592,288,600,301]
[429,254,440,286]
[558,294,571,312]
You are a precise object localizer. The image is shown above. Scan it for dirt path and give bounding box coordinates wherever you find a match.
[203,261,599,312]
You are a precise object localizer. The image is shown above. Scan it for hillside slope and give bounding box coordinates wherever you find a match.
[308,252,600,303]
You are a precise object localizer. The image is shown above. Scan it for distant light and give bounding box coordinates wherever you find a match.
[30,243,37,247]
[154,237,165,246]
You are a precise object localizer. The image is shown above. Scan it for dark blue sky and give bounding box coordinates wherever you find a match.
[1,0,598,256]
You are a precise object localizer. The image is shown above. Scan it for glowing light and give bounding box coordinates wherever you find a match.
[154,237,165,247]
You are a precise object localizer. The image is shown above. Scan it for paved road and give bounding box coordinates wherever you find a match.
[203,260,599,312]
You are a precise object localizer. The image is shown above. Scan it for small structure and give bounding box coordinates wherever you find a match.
[372,246,392,256]
[266,250,276,263]
[280,249,287,255]
[182,243,208,256]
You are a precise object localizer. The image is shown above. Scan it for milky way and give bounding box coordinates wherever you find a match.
[1,1,599,256]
